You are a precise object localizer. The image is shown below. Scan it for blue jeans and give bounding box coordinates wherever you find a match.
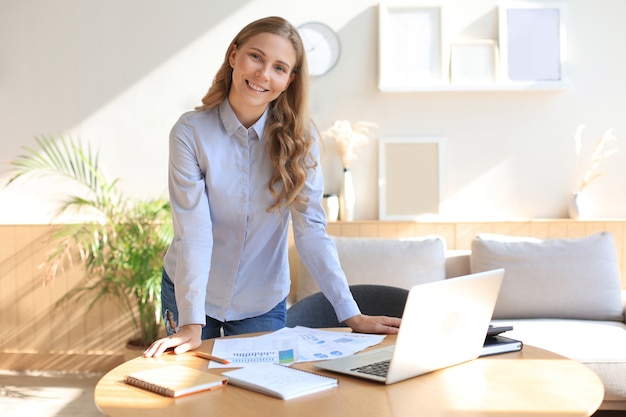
[161,268,286,339]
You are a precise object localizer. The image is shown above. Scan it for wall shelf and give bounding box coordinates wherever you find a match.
[379,81,568,93]
[378,3,567,92]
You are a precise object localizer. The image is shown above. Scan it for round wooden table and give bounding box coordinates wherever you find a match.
[95,333,604,417]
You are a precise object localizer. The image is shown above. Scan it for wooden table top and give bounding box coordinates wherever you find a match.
[95,332,604,417]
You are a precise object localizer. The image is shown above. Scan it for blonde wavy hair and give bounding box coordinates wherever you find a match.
[196,16,316,213]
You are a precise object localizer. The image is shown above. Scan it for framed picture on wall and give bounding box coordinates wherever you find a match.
[450,40,498,85]
[378,5,446,90]
[499,2,566,82]
[378,137,444,220]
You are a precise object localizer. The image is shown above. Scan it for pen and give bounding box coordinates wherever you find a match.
[195,351,231,364]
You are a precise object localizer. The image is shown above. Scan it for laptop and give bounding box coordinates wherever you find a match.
[313,268,504,384]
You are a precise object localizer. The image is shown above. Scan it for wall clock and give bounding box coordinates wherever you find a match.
[298,21,341,77]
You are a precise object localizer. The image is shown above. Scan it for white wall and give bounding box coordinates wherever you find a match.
[2,0,625,223]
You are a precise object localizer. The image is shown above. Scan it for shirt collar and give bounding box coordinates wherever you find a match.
[219,99,268,142]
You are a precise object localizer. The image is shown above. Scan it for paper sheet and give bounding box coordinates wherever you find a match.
[209,335,298,368]
[208,326,385,368]
[272,327,386,362]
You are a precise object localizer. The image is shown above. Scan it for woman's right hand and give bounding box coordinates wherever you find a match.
[143,324,203,358]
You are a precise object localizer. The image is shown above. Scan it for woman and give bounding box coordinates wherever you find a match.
[144,16,400,358]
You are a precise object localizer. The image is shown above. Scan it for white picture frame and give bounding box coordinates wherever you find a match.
[499,2,566,82]
[378,5,446,90]
[450,40,498,85]
[378,137,444,220]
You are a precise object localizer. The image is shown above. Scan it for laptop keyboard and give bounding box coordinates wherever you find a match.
[351,359,390,377]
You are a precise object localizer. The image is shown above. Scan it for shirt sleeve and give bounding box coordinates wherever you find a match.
[168,116,213,327]
[291,137,361,323]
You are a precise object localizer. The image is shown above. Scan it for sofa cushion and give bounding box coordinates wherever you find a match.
[470,232,624,320]
[297,235,446,301]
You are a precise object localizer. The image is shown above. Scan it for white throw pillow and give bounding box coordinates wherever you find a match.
[297,235,447,301]
[471,232,624,320]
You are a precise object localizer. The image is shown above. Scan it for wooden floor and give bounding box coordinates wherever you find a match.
[0,371,103,417]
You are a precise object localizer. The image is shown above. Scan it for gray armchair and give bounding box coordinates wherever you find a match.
[286,284,409,328]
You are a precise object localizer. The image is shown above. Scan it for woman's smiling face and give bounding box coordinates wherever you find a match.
[228,32,296,126]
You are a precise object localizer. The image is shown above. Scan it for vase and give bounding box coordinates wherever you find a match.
[339,168,355,221]
[322,194,339,221]
[568,192,587,219]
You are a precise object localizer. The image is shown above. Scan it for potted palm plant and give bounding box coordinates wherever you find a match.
[6,134,172,349]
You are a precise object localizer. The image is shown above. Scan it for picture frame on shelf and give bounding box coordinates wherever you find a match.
[378,137,443,221]
[450,40,498,85]
[499,2,566,83]
[378,5,446,91]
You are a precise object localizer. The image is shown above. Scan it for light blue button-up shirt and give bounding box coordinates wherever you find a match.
[163,99,360,328]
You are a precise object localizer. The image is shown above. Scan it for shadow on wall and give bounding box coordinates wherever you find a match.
[1,0,252,158]
[0,225,134,371]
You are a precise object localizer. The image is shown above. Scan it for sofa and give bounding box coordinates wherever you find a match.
[295,232,626,411]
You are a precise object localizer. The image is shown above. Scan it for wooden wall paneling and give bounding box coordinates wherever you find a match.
[454,223,479,249]
[509,221,532,237]
[0,224,132,371]
[565,221,588,238]
[47,264,75,352]
[362,221,378,237]
[0,226,18,351]
[331,222,360,237]
[43,228,86,353]
[434,223,458,248]
[547,221,570,238]
[339,222,362,237]
[30,225,54,352]
[360,222,382,237]
[528,221,551,238]
[395,222,415,238]
[14,225,38,350]
[484,222,511,236]
[325,222,341,236]
[581,221,605,236]
[82,300,104,352]
[424,223,454,247]
[410,222,430,237]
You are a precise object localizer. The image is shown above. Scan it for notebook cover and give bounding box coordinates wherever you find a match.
[124,364,227,397]
[480,335,523,357]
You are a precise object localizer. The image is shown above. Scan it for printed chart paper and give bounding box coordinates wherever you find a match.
[208,327,385,368]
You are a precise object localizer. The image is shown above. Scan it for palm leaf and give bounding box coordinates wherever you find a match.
[9,135,97,188]
[6,134,173,346]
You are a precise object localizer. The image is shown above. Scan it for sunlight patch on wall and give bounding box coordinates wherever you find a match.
[2,15,244,224]
[438,159,516,220]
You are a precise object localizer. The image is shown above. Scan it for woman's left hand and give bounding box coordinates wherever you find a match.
[344,314,401,334]
[143,324,203,358]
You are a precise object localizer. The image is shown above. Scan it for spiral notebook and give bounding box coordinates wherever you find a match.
[124,364,227,397]
[222,363,338,400]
